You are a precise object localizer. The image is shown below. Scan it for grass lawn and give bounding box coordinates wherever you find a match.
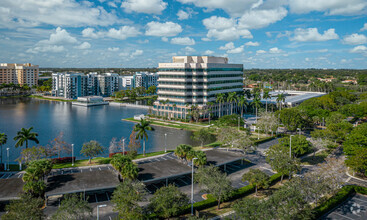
[301,150,329,165]
[51,150,173,169]
[123,118,206,131]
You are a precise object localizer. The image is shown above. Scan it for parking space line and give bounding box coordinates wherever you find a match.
[80,169,83,173]
[90,168,92,172]
[18,173,22,178]
[238,182,246,186]
[107,166,111,170]
[0,174,4,179]
[6,173,12,179]
[99,167,101,171]
[353,197,367,204]
[230,164,241,169]
[178,178,188,185]
[151,184,160,190]
[333,212,356,220]
[106,192,110,201]
[95,194,98,203]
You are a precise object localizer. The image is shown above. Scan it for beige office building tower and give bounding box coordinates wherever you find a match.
[0,63,39,86]
[154,56,243,119]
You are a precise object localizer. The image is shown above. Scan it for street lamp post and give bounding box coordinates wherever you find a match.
[71,144,74,166]
[164,133,167,153]
[297,128,301,136]
[123,138,125,155]
[209,113,210,125]
[6,148,9,171]
[97,204,107,220]
[191,157,198,216]
[290,135,294,158]
[257,127,260,140]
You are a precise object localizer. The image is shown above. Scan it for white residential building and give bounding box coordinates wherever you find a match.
[134,72,158,89]
[154,56,243,119]
[119,75,134,90]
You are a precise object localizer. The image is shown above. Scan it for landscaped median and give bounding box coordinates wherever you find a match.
[123,117,207,131]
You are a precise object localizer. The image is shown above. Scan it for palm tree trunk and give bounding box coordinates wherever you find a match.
[256,107,258,124]
[266,100,268,112]
[143,138,146,156]
[26,140,28,149]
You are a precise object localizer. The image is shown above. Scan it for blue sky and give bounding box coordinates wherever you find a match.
[0,0,366,68]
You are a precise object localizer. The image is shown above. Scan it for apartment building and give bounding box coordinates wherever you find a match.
[52,72,120,99]
[119,75,134,90]
[153,56,243,119]
[0,63,39,86]
[134,72,159,89]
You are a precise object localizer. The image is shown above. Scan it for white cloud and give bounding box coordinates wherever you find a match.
[74,42,91,49]
[350,45,367,55]
[203,16,252,41]
[361,23,367,31]
[121,0,167,14]
[177,0,269,17]
[289,0,367,15]
[227,46,244,54]
[245,41,259,46]
[177,10,189,20]
[137,39,149,44]
[291,28,339,42]
[161,37,169,42]
[0,0,124,28]
[343,33,367,45]
[131,49,143,57]
[27,45,65,54]
[82,26,141,40]
[238,7,288,29]
[145,21,182,37]
[269,47,283,53]
[108,2,118,8]
[305,57,310,62]
[183,46,196,54]
[108,47,120,51]
[107,26,141,40]
[219,42,235,50]
[170,37,195,45]
[82,28,100,39]
[39,27,77,45]
[201,37,211,41]
[256,50,266,54]
[204,50,215,55]
[119,49,144,58]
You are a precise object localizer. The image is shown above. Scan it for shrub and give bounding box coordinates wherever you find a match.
[51,157,76,164]
[109,152,128,158]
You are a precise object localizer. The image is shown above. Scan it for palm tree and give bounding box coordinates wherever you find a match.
[13,127,39,149]
[252,97,261,124]
[216,93,225,118]
[0,133,7,166]
[263,89,271,112]
[276,93,285,111]
[237,96,246,118]
[194,151,207,166]
[120,162,139,181]
[134,119,154,156]
[172,104,177,119]
[226,92,237,115]
[174,144,192,160]
[185,103,190,122]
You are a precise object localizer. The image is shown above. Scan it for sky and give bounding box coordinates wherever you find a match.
[0,0,366,69]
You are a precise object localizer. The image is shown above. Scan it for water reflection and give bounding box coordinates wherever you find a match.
[0,97,195,162]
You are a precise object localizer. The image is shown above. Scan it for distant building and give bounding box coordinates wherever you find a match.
[119,75,134,90]
[153,56,243,119]
[52,72,120,99]
[133,72,158,89]
[341,79,357,84]
[0,63,39,86]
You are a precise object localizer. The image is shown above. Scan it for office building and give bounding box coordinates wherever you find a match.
[153,56,243,119]
[0,63,39,86]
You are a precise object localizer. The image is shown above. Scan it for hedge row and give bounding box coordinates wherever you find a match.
[314,185,367,218]
[51,157,76,164]
[109,152,128,158]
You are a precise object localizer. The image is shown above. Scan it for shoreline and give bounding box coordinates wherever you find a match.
[123,117,206,131]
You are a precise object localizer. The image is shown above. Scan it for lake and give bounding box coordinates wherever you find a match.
[0,97,195,162]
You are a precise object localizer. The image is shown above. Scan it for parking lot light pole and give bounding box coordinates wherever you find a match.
[238,117,240,130]
[6,148,9,171]
[71,144,74,166]
[290,135,294,158]
[191,158,198,216]
[97,204,107,220]
[164,133,167,153]
[209,113,210,125]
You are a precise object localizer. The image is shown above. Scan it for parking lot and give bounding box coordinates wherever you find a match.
[322,194,367,220]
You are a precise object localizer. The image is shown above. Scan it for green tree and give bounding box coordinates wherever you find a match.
[345,148,367,177]
[80,140,104,164]
[22,159,52,197]
[0,133,7,166]
[13,127,39,149]
[278,135,312,157]
[110,154,132,173]
[252,96,262,123]
[233,197,271,220]
[276,93,285,110]
[2,194,45,220]
[149,184,189,218]
[134,119,154,156]
[227,92,237,115]
[191,128,216,147]
[241,169,270,195]
[121,161,139,181]
[174,144,192,160]
[112,180,146,219]
[265,145,301,182]
[237,96,247,117]
[17,146,48,164]
[278,108,309,131]
[217,127,255,153]
[343,123,367,155]
[195,165,233,209]
[51,194,92,220]
[194,150,207,166]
